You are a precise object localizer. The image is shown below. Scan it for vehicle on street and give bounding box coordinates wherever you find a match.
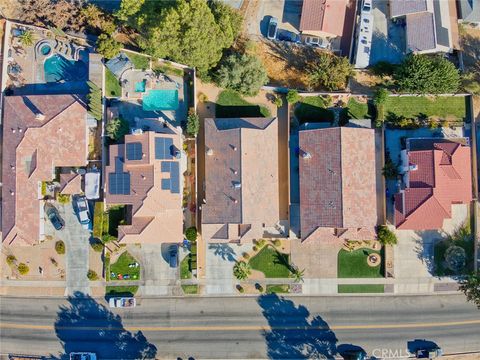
[340,349,368,360]
[169,244,178,268]
[415,347,443,358]
[75,195,91,230]
[69,353,97,360]
[108,297,136,308]
[304,36,329,49]
[46,205,65,231]
[276,29,301,43]
[267,17,278,40]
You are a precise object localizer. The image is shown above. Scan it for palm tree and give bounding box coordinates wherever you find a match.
[291,265,305,283]
[19,30,35,47]
[233,261,251,281]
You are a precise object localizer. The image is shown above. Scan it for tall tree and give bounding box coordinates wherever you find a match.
[459,272,480,309]
[208,0,242,48]
[115,0,146,22]
[394,54,460,94]
[306,53,353,91]
[96,34,121,59]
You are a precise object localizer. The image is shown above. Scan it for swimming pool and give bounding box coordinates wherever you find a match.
[44,54,88,83]
[135,80,146,93]
[142,89,179,111]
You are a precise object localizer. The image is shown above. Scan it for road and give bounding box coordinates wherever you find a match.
[1,294,480,359]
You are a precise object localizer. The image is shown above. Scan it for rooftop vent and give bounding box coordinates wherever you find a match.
[206,148,213,156]
[35,112,45,121]
[233,182,241,189]
[301,151,312,159]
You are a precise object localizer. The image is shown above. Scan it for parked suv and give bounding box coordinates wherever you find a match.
[277,29,301,44]
[46,205,65,231]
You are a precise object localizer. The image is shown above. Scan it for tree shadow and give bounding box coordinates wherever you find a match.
[208,243,236,262]
[53,292,157,359]
[258,294,339,359]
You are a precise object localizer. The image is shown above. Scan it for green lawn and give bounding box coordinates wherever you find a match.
[294,96,334,123]
[338,284,385,293]
[343,98,373,119]
[215,90,271,118]
[266,284,290,294]
[105,68,121,97]
[180,255,192,280]
[337,248,384,278]
[384,96,467,121]
[153,62,184,77]
[106,286,139,296]
[181,284,199,294]
[109,251,140,281]
[249,245,291,278]
[126,51,150,70]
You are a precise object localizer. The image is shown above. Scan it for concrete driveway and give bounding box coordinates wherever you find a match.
[45,201,91,295]
[290,239,340,279]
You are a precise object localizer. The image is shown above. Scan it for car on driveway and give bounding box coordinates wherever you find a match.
[46,205,65,231]
[75,195,91,230]
[277,29,301,44]
[304,36,329,49]
[169,245,178,268]
[267,17,278,40]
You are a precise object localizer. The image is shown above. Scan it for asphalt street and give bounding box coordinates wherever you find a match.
[1,294,479,359]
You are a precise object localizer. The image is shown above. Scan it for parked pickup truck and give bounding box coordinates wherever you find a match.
[109,297,136,308]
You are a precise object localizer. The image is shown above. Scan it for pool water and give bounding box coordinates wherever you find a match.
[44,54,88,83]
[142,89,179,111]
[40,44,51,56]
[135,80,146,93]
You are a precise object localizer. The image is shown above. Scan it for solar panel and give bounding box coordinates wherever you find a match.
[170,161,180,193]
[126,142,142,160]
[109,173,130,195]
[161,178,171,190]
[155,137,174,159]
[161,161,171,172]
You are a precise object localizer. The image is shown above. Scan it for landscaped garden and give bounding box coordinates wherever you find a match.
[338,284,384,293]
[266,284,290,294]
[105,68,121,97]
[342,98,373,120]
[181,284,199,294]
[109,251,140,281]
[106,285,139,296]
[434,223,473,276]
[248,245,291,278]
[338,248,384,278]
[215,90,271,118]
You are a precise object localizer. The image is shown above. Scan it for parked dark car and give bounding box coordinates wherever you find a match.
[46,206,65,231]
[341,349,367,360]
[276,29,301,43]
[267,17,278,40]
[169,245,178,268]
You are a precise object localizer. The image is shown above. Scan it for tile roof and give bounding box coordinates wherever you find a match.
[202,117,280,242]
[395,140,472,230]
[2,94,88,246]
[299,0,348,37]
[299,127,377,242]
[406,12,437,52]
[59,173,82,195]
[105,131,183,244]
[389,0,428,17]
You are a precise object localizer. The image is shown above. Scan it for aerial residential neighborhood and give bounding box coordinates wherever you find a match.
[0,0,480,359]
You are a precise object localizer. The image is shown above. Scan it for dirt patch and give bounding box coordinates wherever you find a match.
[460,27,480,72]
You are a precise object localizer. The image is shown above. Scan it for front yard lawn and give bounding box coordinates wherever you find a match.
[106,286,139,296]
[105,68,121,97]
[294,96,334,123]
[249,245,291,278]
[338,284,385,293]
[384,96,467,121]
[109,251,140,280]
[338,248,384,278]
[266,284,290,294]
[181,284,199,294]
[216,90,271,118]
[180,254,192,279]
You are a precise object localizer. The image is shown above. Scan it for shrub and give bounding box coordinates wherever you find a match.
[274,96,283,108]
[19,30,35,47]
[273,239,281,247]
[286,90,301,104]
[306,53,353,91]
[255,283,264,292]
[93,202,104,239]
[233,261,251,280]
[256,239,266,248]
[96,33,121,59]
[377,225,397,245]
[186,110,200,137]
[6,255,16,266]
[198,92,208,102]
[373,88,389,105]
[55,240,65,255]
[91,239,104,252]
[106,117,130,141]
[370,61,397,77]
[237,285,245,293]
[185,226,198,242]
[243,252,250,260]
[445,245,466,273]
[87,269,99,281]
[57,193,70,204]
[252,245,258,252]
[17,263,29,275]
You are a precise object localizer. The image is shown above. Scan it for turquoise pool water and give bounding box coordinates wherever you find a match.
[40,44,51,56]
[135,80,146,92]
[143,89,179,111]
[44,54,87,83]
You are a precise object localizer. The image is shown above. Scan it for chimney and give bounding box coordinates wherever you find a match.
[233,182,241,189]
[35,112,45,121]
[206,148,213,156]
[301,151,312,159]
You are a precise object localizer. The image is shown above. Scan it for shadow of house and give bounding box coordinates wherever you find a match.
[281,0,303,30]
[257,294,338,359]
[370,30,405,65]
[208,243,237,262]
[53,292,157,359]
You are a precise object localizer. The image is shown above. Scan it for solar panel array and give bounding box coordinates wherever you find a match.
[160,161,180,194]
[155,137,174,160]
[126,142,142,160]
[109,172,131,195]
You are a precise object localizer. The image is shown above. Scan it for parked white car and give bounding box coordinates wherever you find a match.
[76,195,91,230]
[304,36,329,49]
[109,297,136,308]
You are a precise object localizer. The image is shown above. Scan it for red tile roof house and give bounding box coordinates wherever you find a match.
[299,127,378,243]
[394,138,472,230]
[104,129,184,244]
[201,117,288,243]
[2,94,88,246]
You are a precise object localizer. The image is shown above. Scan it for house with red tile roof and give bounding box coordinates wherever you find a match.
[201,117,287,243]
[394,138,472,230]
[2,94,88,246]
[298,127,378,243]
[104,129,184,244]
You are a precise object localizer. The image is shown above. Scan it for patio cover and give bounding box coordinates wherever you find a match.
[105,52,133,79]
[85,172,100,200]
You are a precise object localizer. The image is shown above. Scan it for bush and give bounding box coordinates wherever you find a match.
[96,33,121,59]
[6,255,16,266]
[286,90,301,104]
[256,239,266,248]
[255,283,264,292]
[237,285,245,293]
[214,53,268,96]
[274,96,283,108]
[17,263,29,275]
[87,269,99,281]
[306,53,353,91]
[252,245,258,252]
[370,61,397,77]
[273,239,281,247]
[93,202,104,239]
[233,261,251,280]
[57,193,70,204]
[19,30,35,47]
[373,88,389,105]
[377,225,397,245]
[185,226,198,242]
[87,81,102,121]
[198,92,208,102]
[55,240,65,255]
[91,239,104,252]
[186,110,200,137]
[106,117,130,141]
[445,245,466,272]
[243,252,250,260]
